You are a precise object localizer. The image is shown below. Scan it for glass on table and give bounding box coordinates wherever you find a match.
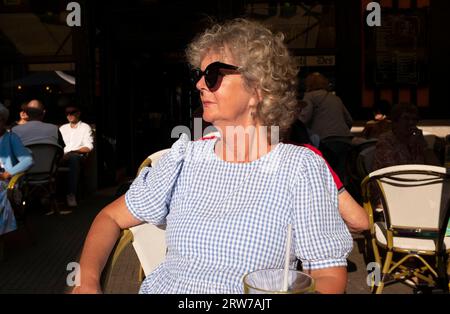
[243,269,315,294]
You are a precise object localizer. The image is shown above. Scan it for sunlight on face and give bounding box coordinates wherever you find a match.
[197,53,258,130]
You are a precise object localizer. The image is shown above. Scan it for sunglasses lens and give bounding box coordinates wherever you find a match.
[191,67,218,89]
[205,65,219,89]
[191,69,201,85]
[191,62,238,90]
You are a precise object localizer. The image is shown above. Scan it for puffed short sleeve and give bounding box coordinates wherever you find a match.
[125,134,189,225]
[291,150,353,270]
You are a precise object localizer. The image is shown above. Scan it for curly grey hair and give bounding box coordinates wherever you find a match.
[186,18,299,140]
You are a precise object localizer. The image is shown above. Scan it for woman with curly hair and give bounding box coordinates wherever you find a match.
[74,19,352,294]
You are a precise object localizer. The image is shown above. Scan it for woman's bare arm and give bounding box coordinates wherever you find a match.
[338,190,369,232]
[309,267,348,294]
[72,194,142,293]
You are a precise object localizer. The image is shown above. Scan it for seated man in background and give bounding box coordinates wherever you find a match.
[372,102,439,171]
[59,106,94,207]
[371,103,441,215]
[12,99,64,148]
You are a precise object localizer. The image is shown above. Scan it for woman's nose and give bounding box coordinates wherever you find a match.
[196,75,206,91]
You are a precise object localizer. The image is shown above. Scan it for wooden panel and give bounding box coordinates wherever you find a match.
[380,89,393,104]
[417,87,429,107]
[417,0,430,8]
[410,86,418,105]
[362,0,373,7]
[380,0,393,8]
[398,0,411,8]
[363,88,375,107]
[399,88,411,103]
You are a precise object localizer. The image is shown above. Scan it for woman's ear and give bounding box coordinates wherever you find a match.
[255,88,263,104]
[248,88,263,109]
[248,88,263,120]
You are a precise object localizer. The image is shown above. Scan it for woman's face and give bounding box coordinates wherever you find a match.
[196,53,260,129]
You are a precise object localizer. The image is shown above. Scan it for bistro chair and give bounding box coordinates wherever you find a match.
[361,164,450,293]
[7,172,27,221]
[8,143,63,216]
[24,143,63,214]
[444,134,450,168]
[102,148,170,291]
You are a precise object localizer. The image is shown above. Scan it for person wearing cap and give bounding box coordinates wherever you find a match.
[59,106,94,207]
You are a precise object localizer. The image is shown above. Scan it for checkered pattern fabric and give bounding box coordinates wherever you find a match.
[125,134,352,294]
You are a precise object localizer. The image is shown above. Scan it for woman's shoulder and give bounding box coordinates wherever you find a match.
[280,142,322,165]
[278,143,331,186]
[166,133,215,161]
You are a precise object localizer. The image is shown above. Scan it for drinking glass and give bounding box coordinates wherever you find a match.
[243,269,315,294]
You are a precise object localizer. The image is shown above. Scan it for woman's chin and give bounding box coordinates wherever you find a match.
[202,114,214,124]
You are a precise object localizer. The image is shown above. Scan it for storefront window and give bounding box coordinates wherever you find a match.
[244,1,336,49]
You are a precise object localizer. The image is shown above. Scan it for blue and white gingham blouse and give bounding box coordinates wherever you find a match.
[125,134,353,294]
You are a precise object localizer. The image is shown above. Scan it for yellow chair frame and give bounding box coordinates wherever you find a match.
[6,173,27,221]
[361,165,450,294]
[101,149,170,291]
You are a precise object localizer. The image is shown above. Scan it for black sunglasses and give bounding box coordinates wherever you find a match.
[191,62,240,90]
[66,110,79,115]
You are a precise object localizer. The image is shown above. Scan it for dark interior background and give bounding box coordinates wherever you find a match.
[1,0,449,187]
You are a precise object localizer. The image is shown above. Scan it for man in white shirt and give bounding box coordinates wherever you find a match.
[59,106,94,207]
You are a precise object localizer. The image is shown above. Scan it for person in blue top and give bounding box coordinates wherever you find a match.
[74,19,353,294]
[0,103,33,236]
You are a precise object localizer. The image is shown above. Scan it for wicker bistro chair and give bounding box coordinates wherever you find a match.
[361,164,450,293]
[1,144,63,260]
[7,143,63,216]
[24,143,64,214]
[101,148,170,291]
[6,172,27,220]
